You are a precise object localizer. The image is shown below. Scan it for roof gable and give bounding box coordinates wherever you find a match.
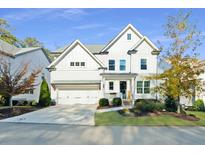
[100,24,143,53]
[48,40,105,68]
[130,36,160,54]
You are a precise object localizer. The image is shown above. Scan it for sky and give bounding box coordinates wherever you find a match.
[0,8,205,58]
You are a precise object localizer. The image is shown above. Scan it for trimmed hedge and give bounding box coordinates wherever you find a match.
[112,97,122,106]
[99,98,109,107]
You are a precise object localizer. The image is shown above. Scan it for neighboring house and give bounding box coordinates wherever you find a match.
[48,24,160,105]
[0,39,51,102]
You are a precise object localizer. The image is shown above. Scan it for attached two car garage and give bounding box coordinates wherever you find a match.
[56,83,101,105]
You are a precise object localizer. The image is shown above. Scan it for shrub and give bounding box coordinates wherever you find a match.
[99,98,109,107]
[51,99,56,106]
[134,99,160,106]
[193,99,205,111]
[30,100,38,106]
[165,96,177,112]
[135,100,164,112]
[112,97,122,106]
[38,78,51,107]
[185,106,196,111]
[155,103,165,111]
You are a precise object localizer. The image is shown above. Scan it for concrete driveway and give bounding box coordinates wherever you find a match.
[0,104,97,125]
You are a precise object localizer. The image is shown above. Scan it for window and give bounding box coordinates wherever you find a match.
[136,81,150,94]
[120,59,126,71]
[144,81,150,94]
[81,62,85,66]
[75,62,80,66]
[127,33,131,40]
[24,89,34,94]
[137,81,143,94]
[70,62,74,66]
[141,59,147,70]
[109,60,115,70]
[109,82,114,90]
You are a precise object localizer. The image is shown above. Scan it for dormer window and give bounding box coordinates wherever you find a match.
[81,62,85,66]
[127,33,131,40]
[75,62,80,66]
[70,62,75,66]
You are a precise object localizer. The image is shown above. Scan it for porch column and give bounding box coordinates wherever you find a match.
[56,88,59,104]
[131,77,135,106]
[101,76,105,98]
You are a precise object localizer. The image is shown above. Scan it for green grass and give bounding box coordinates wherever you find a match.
[95,111,205,126]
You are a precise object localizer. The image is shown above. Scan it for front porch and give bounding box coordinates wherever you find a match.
[100,73,137,105]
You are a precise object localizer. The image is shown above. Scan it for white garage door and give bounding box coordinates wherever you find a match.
[58,90,100,104]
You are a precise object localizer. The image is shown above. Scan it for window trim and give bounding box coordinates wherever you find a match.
[109,81,114,90]
[75,62,80,66]
[109,59,115,71]
[137,81,143,94]
[136,81,150,94]
[119,59,126,71]
[144,81,150,94]
[81,62,85,66]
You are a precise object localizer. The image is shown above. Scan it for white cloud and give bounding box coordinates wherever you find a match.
[2,9,87,21]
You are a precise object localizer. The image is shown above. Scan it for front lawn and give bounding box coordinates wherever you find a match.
[95,111,205,126]
[0,106,43,120]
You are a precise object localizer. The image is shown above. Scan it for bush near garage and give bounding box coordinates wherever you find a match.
[99,98,109,107]
[112,97,122,106]
[38,78,51,107]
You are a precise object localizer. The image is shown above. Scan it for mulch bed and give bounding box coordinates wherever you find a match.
[97,105,121,110]
[0,106,41,120]
[119,110,200,121]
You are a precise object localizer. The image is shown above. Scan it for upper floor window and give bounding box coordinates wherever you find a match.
[141,59,147,70]
[109,82,114,90]
[75,62,80,66]
[120,59,126,71]
[109,60,115,70]
[81,62,85,66]
[127,33,132,40]
[70,62,75,66]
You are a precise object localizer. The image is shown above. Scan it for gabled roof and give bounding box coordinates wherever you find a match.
[48,40,105,68]
[100,24,143,53]
[0,39,51,63]
[130,36,160,54]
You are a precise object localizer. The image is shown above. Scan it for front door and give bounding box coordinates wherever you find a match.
[120,81,127,99]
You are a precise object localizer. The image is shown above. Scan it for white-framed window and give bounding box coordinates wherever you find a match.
[81,62,85,66]
[109,59,115,70]
[141,59,147,70]
[70,62,75,66]
[137,81,150,94]
[137,81,143,94]
[127,33,132,40]
[75,62,80,66]
[120,59,126,71]
[109,82,114,90]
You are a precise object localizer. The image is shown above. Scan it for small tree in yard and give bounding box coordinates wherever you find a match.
[147,10,205,113]
[38,77,51,107]
[0,60,41,107]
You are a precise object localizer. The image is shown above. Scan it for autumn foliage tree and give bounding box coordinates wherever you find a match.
[147,11,205,113]
[0,59,41,107]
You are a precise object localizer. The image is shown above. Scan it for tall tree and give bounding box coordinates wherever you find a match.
[20,37,43,48]
[0,59,41,107]
[147,11,204,113]
[0,18,19,46]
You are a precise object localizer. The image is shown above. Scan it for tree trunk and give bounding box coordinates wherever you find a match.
[9,96,13,107]
[177,96,181,114]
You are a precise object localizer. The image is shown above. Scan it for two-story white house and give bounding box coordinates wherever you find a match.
[0,39,51,103]
[48,24,160,105]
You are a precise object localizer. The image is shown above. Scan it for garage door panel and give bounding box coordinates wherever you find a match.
[58,90,99,104]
